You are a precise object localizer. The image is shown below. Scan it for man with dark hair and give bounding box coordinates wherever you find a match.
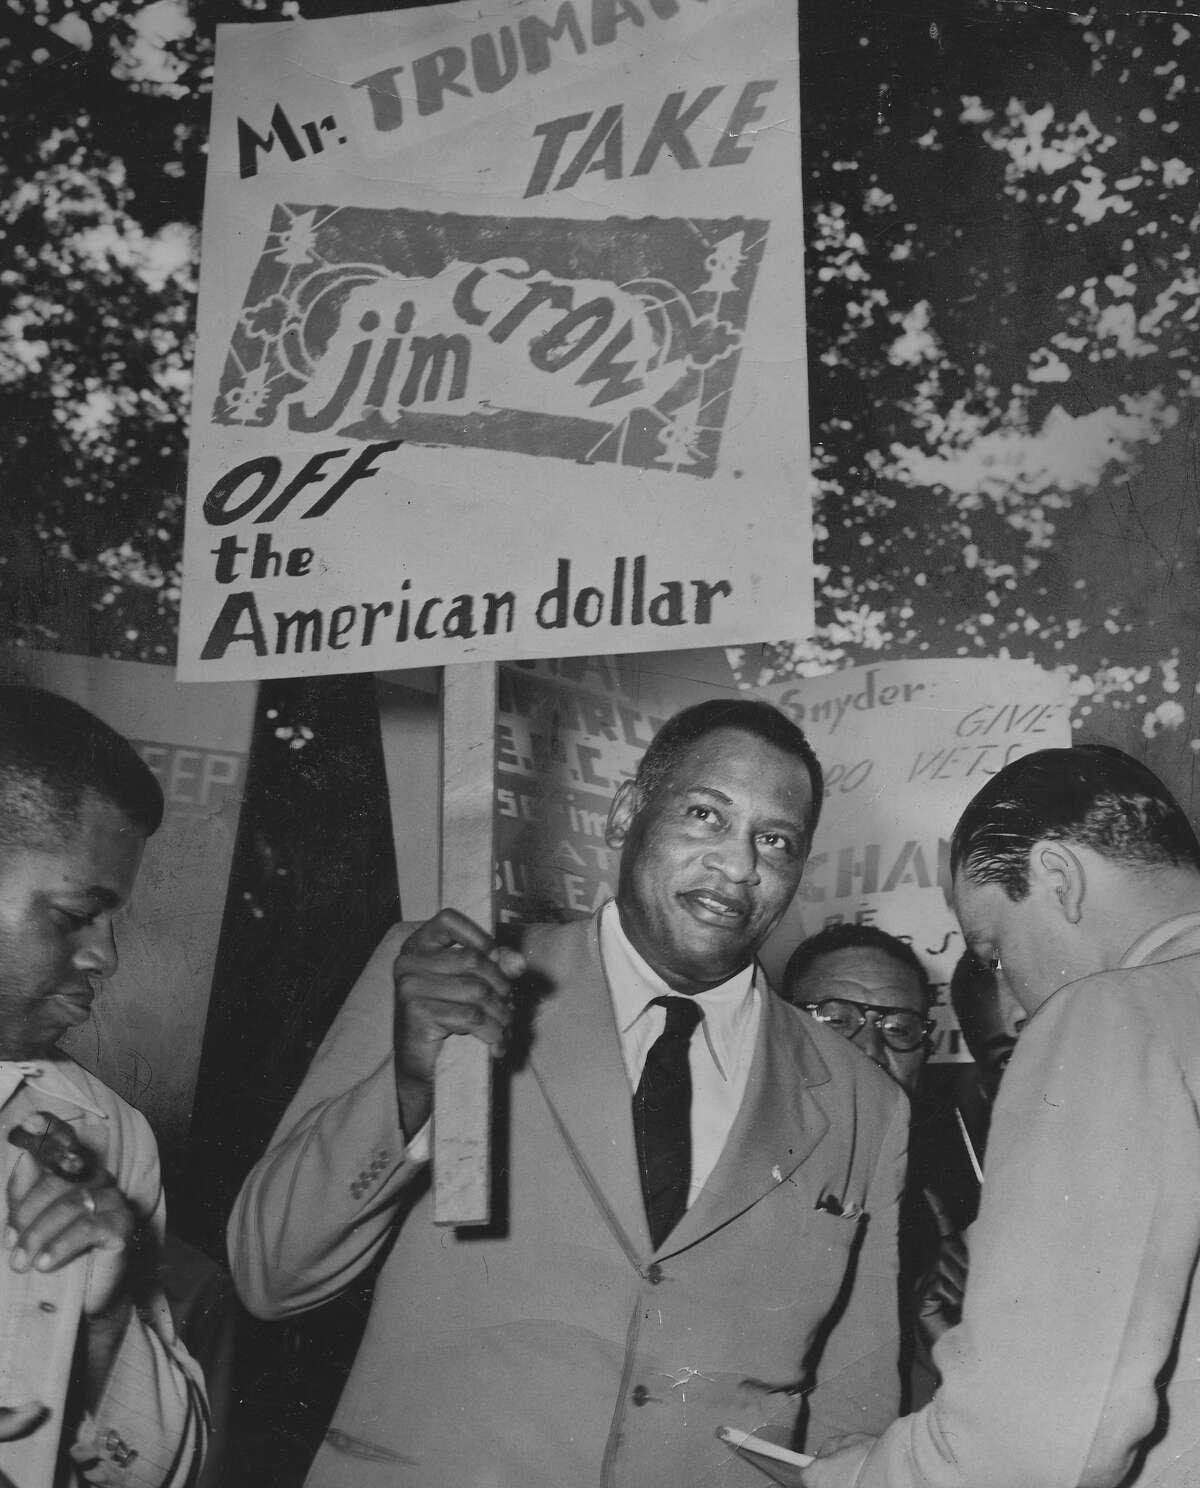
[0,685,207,1486]
[794,744,1200,1488]
[633,697,825,822]
[230,699,907,1487]
[0,685,165,848]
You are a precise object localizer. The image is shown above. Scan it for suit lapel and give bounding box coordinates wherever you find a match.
[661,986,832,1255]
[527,925,838,1262]
[527,914,653,1261]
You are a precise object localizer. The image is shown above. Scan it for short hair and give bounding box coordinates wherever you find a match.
[781,922,932,1009]
[634,698,824,838]
[0,684,164,846]
[951,744,1200,900]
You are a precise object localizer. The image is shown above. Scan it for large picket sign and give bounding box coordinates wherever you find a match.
[179,0,812,681]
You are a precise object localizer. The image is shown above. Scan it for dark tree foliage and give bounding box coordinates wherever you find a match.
[0,0,295,655]
[793,0,1199,674]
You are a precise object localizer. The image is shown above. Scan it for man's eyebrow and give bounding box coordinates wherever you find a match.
[683,785,733,804]
[684,785,809,833]
[680,785,806,832]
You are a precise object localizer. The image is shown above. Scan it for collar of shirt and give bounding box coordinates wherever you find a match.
[599,898,758,1083]
[1120,910,1200,969]
[0,1056,109,1121]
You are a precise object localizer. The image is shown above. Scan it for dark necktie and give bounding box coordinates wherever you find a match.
[632,995,705,1249]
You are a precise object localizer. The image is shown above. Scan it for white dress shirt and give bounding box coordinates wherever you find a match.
[599,898,761,1204]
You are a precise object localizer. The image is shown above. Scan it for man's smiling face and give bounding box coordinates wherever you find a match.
[607,727,813,995]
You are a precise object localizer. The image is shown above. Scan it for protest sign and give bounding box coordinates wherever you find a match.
[178,0,812,681]
[0,650,256,1144]
[759,657,1074,1058]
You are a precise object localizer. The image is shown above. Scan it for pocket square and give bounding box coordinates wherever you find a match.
[815,1193,864,1219]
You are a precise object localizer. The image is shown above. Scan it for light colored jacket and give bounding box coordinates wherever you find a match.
[851,912,1200,1488]
[0,1057,208,1487]
[229,912,906,1488]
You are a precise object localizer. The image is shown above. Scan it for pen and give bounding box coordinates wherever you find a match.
[954,1105,984,1185]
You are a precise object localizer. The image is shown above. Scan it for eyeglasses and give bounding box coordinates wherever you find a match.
[801,998,934,1052]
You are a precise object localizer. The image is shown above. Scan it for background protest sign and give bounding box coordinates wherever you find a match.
[495,651,1072,1060]
[0,649,256,1144]
[178,0,812,682]
[494,646,740,923]
[759,657,1073,1058]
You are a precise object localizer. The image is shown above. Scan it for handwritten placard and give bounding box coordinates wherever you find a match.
[759,658,1073,1057]
[178,0,812,681]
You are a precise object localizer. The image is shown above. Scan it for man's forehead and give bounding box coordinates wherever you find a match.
[60,795,145,890]
[666,729,812,802]
[804,948,926,1008]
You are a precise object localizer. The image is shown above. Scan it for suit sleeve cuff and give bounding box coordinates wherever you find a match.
[79,1309,207,1487]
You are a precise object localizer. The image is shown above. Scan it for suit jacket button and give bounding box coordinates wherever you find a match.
[646,1263,663,1285]
[631,1385,650,1406]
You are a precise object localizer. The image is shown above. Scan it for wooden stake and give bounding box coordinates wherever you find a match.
[433,661,496,1226]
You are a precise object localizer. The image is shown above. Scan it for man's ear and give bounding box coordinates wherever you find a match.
[605,779,639,849]
[1030,841,1086,924]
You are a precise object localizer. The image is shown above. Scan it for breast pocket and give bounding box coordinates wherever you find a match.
[798,1206,870,1304]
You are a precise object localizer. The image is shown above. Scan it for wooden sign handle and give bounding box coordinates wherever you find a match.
[433,661,496,1226]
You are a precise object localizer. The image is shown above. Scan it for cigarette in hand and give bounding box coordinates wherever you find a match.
[716,1425,814,1467]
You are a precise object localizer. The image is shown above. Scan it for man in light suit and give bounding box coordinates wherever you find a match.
[795,744,1200,1488]
[228,698,907,1488]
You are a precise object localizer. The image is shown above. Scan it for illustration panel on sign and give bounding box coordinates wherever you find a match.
[213,204,767,478]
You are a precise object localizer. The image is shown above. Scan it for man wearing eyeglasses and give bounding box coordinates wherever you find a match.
[782,924,934,1098]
